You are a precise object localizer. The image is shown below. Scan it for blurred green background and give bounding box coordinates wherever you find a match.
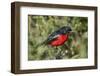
[28,15,88,60]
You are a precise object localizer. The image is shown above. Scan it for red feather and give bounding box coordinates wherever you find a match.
[50,34,68,46]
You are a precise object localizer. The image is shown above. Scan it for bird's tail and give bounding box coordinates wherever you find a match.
[36,40,48,47]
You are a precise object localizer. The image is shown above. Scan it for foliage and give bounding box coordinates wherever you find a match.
[28,15,88,60]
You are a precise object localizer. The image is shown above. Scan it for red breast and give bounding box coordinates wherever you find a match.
[50,34,68,46]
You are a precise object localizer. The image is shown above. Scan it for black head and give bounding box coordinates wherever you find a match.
[59,26,72,34]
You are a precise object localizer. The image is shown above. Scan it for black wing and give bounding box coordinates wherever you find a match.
[46,33,60,44]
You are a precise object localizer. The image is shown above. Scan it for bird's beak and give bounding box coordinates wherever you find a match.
[71,31,75,34]
[68,31,74,35]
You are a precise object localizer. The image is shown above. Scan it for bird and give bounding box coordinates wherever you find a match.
[38,26,73,59]
[43,26,72,46]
